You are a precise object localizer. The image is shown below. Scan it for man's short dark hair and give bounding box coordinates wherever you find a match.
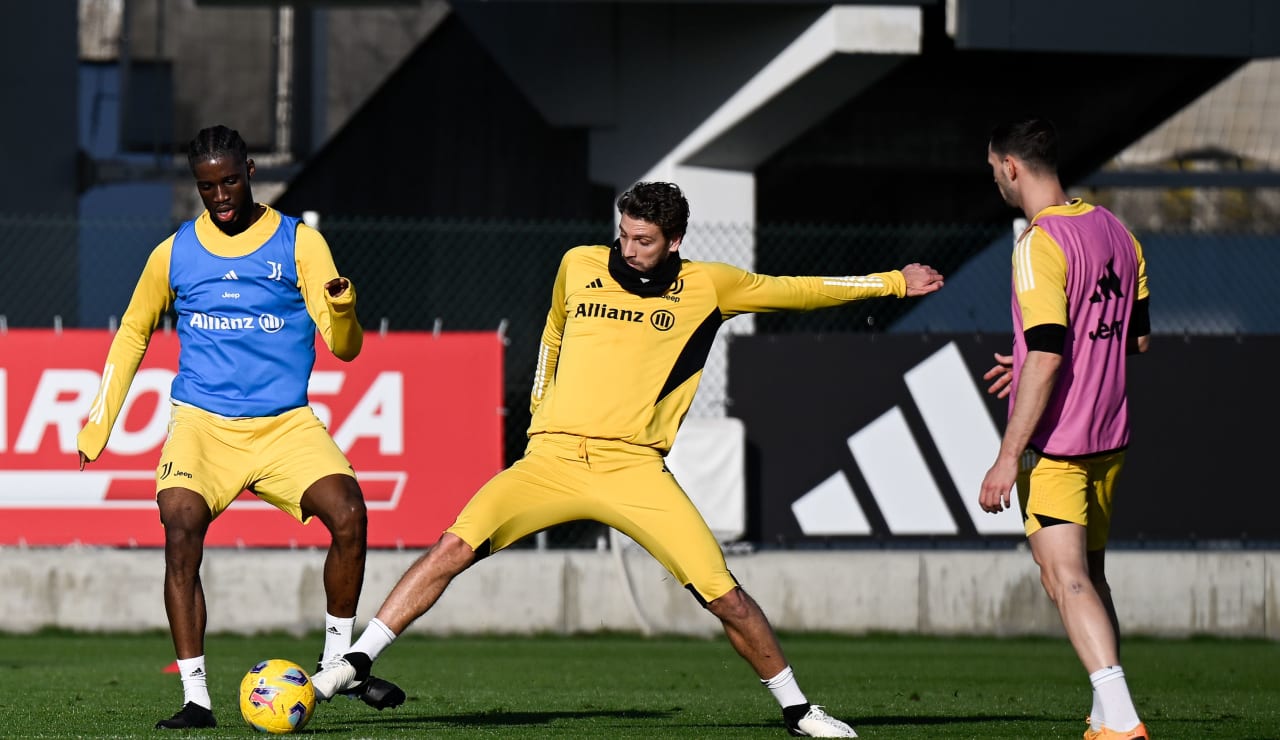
[187,125,249,172]
[990,115,1059,174]
[616,181,690,241]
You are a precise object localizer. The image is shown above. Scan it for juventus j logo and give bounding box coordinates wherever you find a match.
[267,261,284,281]
[159,462,172,480]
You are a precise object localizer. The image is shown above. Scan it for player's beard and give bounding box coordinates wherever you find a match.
[608,239,682,297]
[995,179,1020,210]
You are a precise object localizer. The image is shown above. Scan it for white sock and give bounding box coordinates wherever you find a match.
[1090,666,1141,732]
[322,613,356,664]
[176,656,211,710]
[761,665,808,709]
[350,617,398,662]
[1090,688,1104,731]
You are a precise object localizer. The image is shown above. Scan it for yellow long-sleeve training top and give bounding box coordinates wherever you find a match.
[77,206,362,461]
[528,245,908,454]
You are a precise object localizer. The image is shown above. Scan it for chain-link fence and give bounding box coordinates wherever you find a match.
[4,213,1278,546]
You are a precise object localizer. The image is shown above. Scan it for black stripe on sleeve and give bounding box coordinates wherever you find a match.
[1024,323,1066,354]
[1130,297,1150,337]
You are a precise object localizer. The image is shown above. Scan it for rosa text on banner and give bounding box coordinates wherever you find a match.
[0,329,503,547]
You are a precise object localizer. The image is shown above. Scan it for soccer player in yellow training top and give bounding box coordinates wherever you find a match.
[978,116,1151,740]
[312,180,945,738]
[76,125,404,730]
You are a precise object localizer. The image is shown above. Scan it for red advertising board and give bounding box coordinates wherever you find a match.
[0,329,503,547]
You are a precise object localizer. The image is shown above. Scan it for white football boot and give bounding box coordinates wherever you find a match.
[790,705,858,738]
[311,656,360,701]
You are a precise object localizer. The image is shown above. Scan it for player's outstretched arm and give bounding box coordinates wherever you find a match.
[900,263,944,297]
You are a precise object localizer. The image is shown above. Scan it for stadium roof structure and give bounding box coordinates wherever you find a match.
[271,0,1280,225]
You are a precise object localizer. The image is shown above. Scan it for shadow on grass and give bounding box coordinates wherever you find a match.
[312,707,680,733]
[856,715,1059,726]
[313,709,1057,735]
[290,709,1280,739]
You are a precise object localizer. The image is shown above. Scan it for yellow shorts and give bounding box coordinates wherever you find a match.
[157,404,355,523]
[1017,450,1125,551]
[447,432,739,604]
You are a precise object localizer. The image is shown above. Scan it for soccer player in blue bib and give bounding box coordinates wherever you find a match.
[76,125,404,729]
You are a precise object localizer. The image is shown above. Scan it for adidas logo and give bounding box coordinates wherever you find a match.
[585,278,603,289]
[326,626,341,635]
[790,342,1023,537]
[221,270,239,280]
[189,667,205,677]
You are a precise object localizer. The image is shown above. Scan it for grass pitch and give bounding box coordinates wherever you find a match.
[0,631,1276,738]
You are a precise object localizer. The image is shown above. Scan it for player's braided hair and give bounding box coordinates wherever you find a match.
[187,125,248,172]
[990,115,1059,174]
[617,181,690,241]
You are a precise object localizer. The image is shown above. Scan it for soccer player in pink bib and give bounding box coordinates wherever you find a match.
[978,116,1151,740]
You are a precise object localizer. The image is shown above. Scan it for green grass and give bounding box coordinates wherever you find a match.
[1,631,1277,738]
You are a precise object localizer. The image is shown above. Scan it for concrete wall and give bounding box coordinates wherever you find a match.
[2,547,1275,640]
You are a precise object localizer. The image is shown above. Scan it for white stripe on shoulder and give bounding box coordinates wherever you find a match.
[1014,230,1036,293]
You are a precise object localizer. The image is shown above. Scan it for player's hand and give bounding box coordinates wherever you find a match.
[900,263,944,297]
[77,451,90,471]
[978,458,1017,514]
[983,352,1014,399]
[325,277,350,298]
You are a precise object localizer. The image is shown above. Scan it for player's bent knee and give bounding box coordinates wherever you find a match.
[333,498,369,527]
[316,496,366,533]
[429,533,480,572]
[160,514,210,548]
[705,587,752,621]
[306,478,369,537]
